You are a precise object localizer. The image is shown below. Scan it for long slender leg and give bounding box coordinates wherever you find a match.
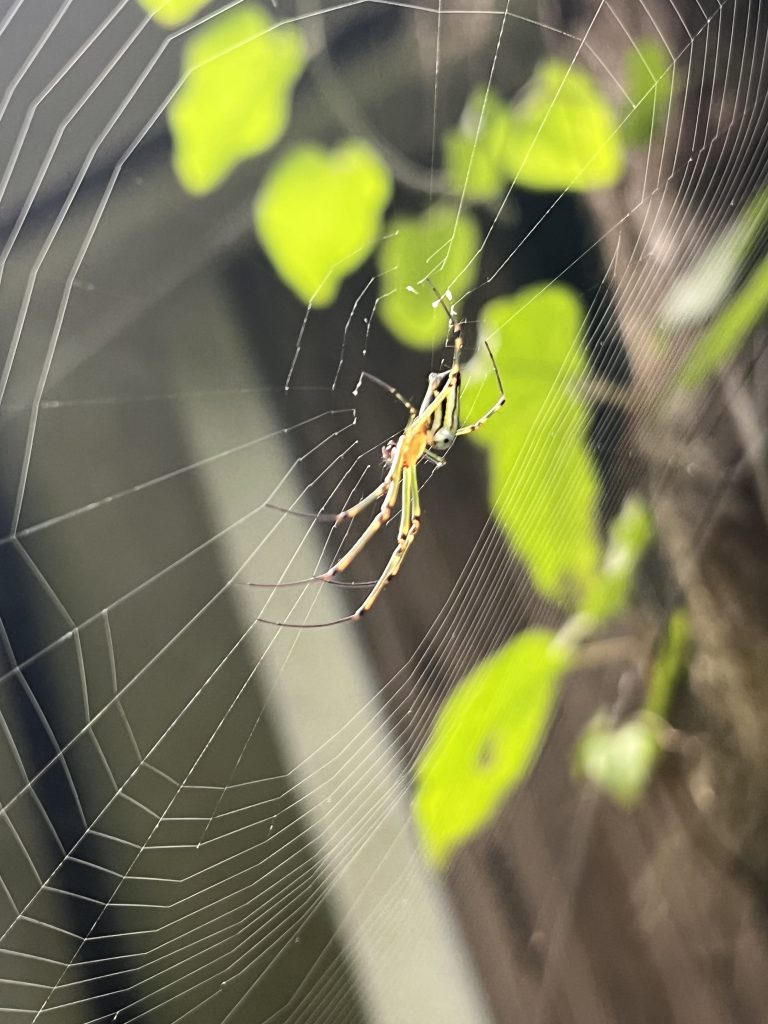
[426,278,507,439]
[456,395,506,435]
[456,338,506,435]
[254,441,404,599]
[252,456,409,628]
[425,278,463,348]
[322,453,404,579]
[252,442,403,595]
[481,337,505,396]
[331,478,391,522]
[410,463,421,525]
[360,371,417,416]
[267,477,390,524]
[354,464,421,617]
[248,458,405,628]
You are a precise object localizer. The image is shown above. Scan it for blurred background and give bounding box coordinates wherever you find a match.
[1,1,768,1022]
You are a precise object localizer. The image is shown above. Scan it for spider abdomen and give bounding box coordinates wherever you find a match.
[403,430,429,467]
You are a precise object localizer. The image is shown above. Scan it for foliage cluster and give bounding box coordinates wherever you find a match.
[145,1,768,867]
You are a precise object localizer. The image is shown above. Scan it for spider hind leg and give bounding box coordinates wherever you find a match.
[354,464,421,617]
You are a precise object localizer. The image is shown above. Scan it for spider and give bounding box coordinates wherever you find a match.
[250,289,506,627]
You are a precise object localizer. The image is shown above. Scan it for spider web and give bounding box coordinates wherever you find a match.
[0,1,766,1022]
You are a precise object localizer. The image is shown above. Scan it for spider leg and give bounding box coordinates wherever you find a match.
[249,468,402,629]
[411,462,421,522]
[354,464,420,617]
[399,460,413,542]
[456,337,505,435]
[250,445,407,627]
[424,278,462,342]
[482,336,505,397]
[267,477,390,524]
[422,450,446,467]
[424,278,507,439]
[321,442,405,580]
[456,394,506,435]
[360,371,417,416]
[237,576,376,590]
[249,486,405,630]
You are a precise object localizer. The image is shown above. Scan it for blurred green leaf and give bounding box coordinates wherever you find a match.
[462,283,601,605]
[376,205,481,348]
[582,496,654,622]
[662,188,768,330]
[623,40,674,145]
[575,712,662,807]
[414,629,572,867]
[443,89,510,201]
[645,608,690,718]
[574,610,689,807]
[255,140,393,307]
[168,5,306,195]
[680,253,768,386]
[137,0,208,27]
[503,59,625,191]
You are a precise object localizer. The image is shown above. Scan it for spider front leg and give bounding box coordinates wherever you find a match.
[360,371,417,416]
[456,340,506,436]
[455,393,506,436]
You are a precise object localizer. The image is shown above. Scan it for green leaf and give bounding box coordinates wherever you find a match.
[463,283,601,605]
[376,205,481,348]
[443,89,511,201]
[136,0,208,27]
[503,59,625,191]
[582,496,654,622]
[662,188,768,330]
[254,140,393,308]
[680,253,768,386]
[414,630,572,867]
[573,610,689,807]
[645,609,690,718]
[168,5,306,195]
[623,40,674,145]
[574,712,662,807]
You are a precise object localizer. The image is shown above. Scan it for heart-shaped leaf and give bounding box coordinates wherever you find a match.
[504,59,625,191]
[168,5,306,195]
[443,88,511,201]
[376,205,481,348]
[414,629,571,867]
[254,140,393,307]
[462,283,600,605]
